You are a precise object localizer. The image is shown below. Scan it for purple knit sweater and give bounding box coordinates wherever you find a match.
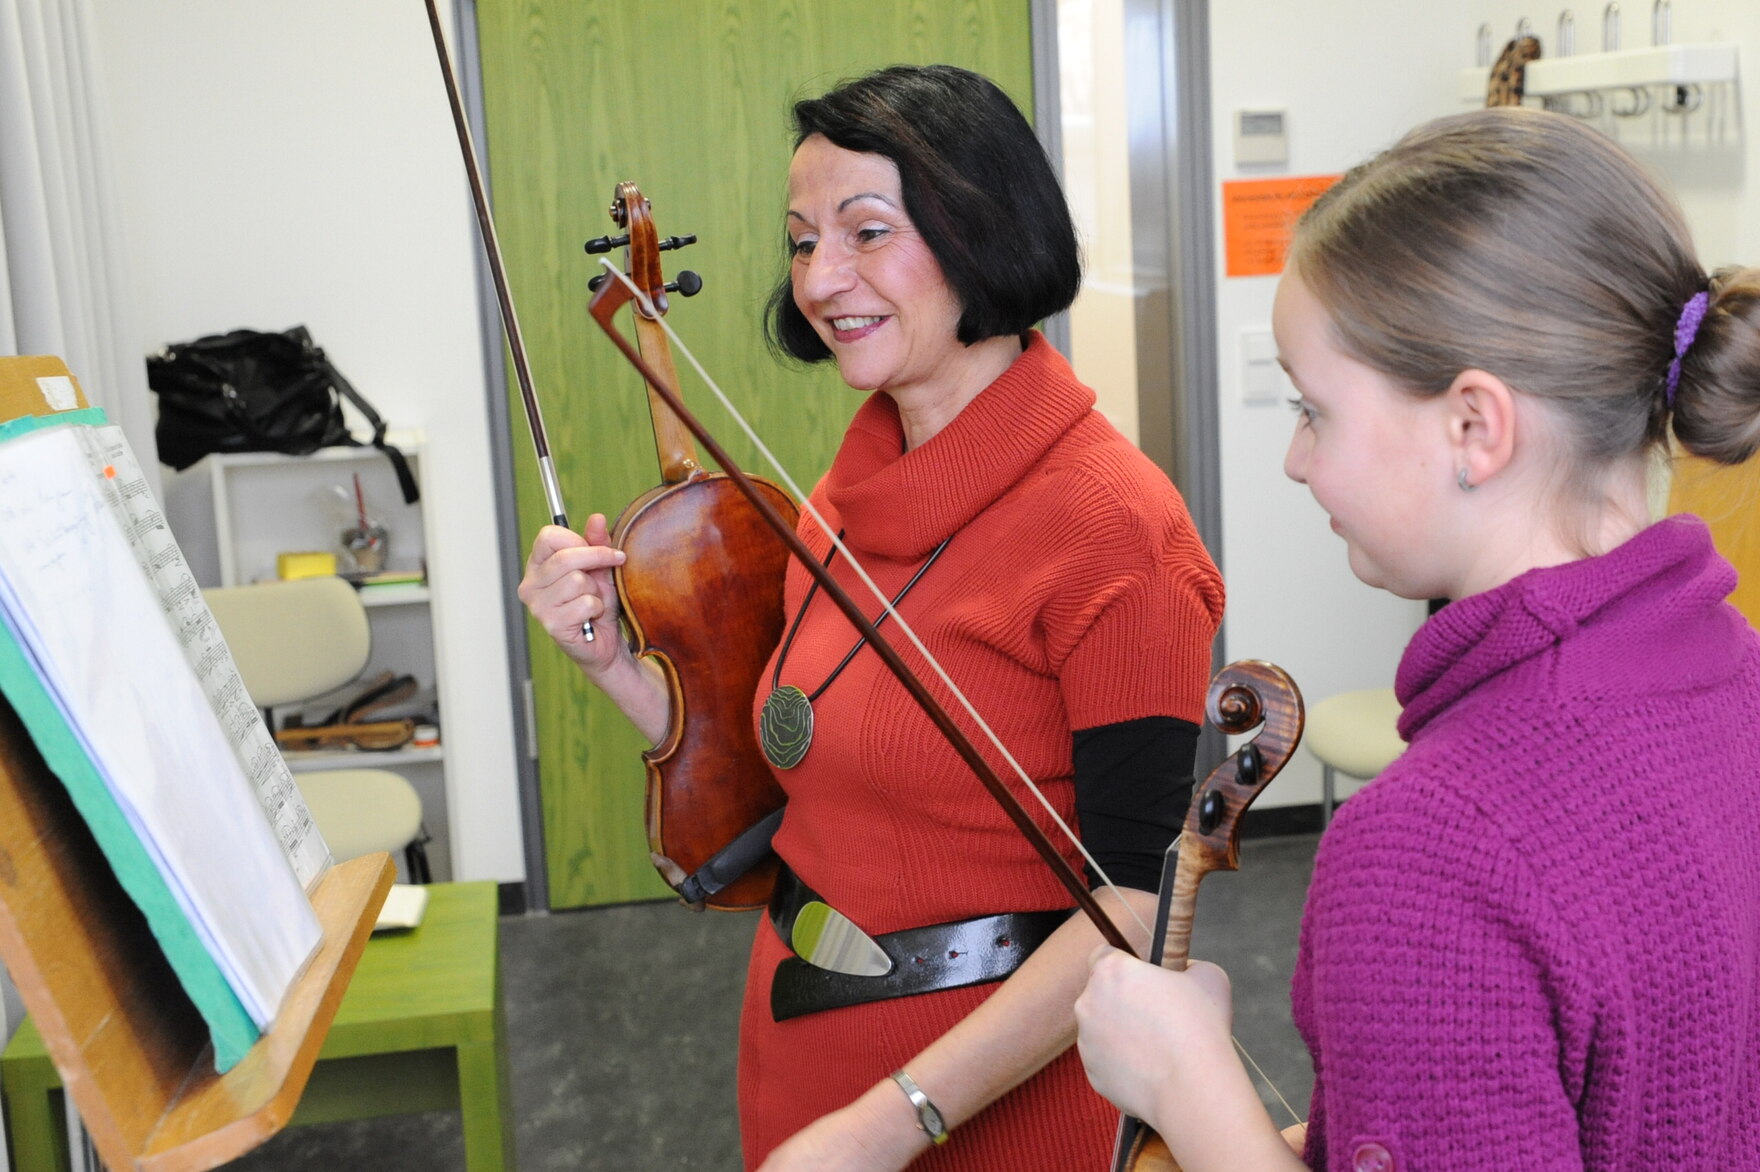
[1291,516,1760,1171]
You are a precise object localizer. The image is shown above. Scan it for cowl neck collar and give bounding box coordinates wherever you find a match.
[823,331,1094,559]
[1395,515,1739,741]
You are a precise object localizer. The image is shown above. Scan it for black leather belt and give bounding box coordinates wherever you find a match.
[768,866,1070,1022]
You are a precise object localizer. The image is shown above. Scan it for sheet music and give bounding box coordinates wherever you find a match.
[0,426,320,1026]
[66,424,332,889]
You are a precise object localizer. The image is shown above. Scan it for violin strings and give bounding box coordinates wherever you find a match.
[599,260,1152,945]
[1233,1036,1304,1126]
[599,263,1303,1130]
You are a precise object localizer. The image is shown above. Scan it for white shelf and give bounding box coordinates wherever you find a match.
[202,430,426,469]
[1528,43,1738,95]
[283,746,445,773]
[165,440,452,882]
[357,584,431,607]
[1460,42,1738,104]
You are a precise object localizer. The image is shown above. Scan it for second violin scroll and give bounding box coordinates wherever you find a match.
[1111,659,1305,1172]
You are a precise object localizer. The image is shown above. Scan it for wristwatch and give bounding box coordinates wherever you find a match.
[889,1070,949,1146]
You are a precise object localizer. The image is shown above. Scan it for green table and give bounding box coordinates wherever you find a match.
[2,881,514,1171]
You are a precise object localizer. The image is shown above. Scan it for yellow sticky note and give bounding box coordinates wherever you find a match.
[276,551,337,580]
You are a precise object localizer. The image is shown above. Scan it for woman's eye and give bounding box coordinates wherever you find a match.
[855,226,889,245]
[789,236,817,259]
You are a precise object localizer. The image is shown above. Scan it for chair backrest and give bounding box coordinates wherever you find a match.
[202,577,371,707]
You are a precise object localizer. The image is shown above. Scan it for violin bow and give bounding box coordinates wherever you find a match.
[588,265,1136,952]
[422,0,594,641]
[593,273,1313,1153]
[1110,661,1304,1172]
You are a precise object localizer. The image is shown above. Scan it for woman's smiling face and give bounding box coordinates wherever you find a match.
[785,134,966,400]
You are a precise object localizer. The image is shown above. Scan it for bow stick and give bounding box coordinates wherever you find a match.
[422,0,594,641]
[598,272,1311,1152]
[589,265,1140,952]
[1111,661,1304,1172]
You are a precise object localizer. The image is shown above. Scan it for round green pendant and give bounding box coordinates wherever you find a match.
[759,685,814,770]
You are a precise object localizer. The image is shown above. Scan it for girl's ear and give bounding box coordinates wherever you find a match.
[1444,368,1519,490]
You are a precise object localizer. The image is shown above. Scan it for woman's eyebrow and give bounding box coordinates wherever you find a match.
[786,192,896,224]
[838,191,895,213]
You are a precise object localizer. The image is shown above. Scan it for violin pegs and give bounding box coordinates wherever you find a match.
[584,233,630,255]
[656,233,699,252]
[591,271,700,297]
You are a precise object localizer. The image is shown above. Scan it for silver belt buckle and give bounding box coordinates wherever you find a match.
[792,900,893,977]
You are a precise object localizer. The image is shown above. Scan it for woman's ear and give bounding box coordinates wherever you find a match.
[1444,368,1519,490]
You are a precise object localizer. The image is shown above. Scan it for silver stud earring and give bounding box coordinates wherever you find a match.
[1457,468,1476,492]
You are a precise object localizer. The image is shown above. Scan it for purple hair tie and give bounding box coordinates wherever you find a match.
[1665,290,1710,406]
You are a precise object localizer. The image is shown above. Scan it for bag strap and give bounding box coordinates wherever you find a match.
[318,355,421,504]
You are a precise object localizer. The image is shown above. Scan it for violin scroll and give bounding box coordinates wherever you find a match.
[1183,661,1304,879]
[1112,660,1305,1172]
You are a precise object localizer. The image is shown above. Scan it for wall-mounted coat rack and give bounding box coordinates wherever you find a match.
[1459,3,1739,112]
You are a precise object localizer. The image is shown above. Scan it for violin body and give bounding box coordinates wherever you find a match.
[594,179,796,912]
[1117,1131,1178,1172]
[613,471,795,911]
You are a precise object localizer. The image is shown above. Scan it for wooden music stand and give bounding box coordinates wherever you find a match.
[0,356,392,1171]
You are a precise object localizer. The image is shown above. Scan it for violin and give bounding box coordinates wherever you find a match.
[1110,661,1305,1172]
[594,183,796,911]
[422,1,792,913]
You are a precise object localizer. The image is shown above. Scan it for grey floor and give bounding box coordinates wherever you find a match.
[219,834,1319,1171]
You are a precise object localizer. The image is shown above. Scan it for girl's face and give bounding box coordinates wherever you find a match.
[1275,272,1459,600]
[784,135,966,400]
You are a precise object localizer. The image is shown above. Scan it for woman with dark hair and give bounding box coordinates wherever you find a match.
[521,64,1222,1171]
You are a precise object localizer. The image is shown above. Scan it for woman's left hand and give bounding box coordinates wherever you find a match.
[754,1081,930,1172]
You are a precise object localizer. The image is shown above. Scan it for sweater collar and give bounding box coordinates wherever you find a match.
[824,331,1094,558]
[1396,515,1739,740]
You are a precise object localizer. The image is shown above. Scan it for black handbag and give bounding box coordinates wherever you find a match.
[146,325,419,503]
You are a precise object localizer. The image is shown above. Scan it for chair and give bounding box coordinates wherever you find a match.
[203,575,430,882]
[1305,688,1405,826]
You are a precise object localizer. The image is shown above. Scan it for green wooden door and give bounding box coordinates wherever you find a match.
[475,0,1036,908]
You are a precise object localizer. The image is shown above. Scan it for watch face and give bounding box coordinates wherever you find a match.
[893,1072,949,1143]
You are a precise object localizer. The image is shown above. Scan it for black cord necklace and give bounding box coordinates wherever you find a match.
[758,532,953,769]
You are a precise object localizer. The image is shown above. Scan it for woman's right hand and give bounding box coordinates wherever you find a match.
[518,514,672,745]
[518,513,627,677]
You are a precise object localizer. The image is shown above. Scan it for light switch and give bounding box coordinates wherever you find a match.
[1240,328,1283,406]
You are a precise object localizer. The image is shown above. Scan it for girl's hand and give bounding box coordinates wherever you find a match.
[517,513,627,676]
[1074,947,1236,1128]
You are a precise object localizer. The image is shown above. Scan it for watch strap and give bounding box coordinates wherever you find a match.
[889,1070,949,1146]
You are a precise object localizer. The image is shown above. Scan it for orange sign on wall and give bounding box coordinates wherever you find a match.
[1221,175,1340,278]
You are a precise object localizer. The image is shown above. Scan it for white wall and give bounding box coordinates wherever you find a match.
[80,0,1759,851]
[1207,6,1461,807]
[1208,1,1756,810]
[91,1,525,882]
[1469,2,1757,266]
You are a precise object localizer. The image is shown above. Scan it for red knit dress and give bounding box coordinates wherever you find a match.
[738,333,1223,1169]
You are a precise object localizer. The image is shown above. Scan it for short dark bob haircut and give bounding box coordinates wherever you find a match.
[766,64,1081,363]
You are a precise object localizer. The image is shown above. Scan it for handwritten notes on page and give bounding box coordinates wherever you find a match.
[0,425,321,1035]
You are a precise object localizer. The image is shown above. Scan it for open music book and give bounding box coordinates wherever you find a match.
[0,410,329,1071]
